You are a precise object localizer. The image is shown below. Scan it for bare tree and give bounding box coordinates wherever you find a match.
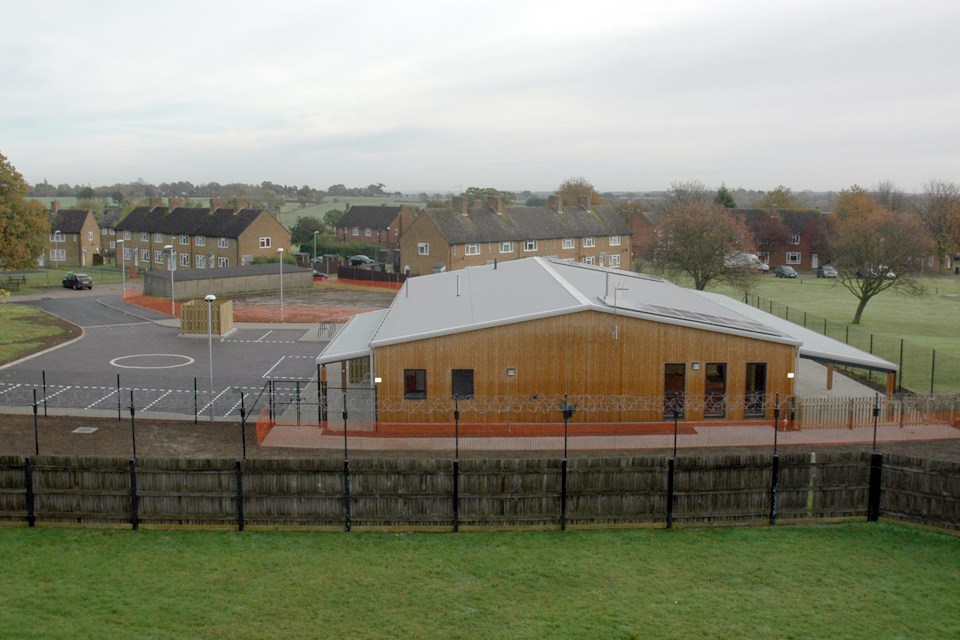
[918,179,960,273]
[831,205,931,323]
[664,179,713,210]
[872,180,909,212]
[653,201,757,291]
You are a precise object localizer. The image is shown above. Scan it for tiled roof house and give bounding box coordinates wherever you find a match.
[734,205,830,271]
[46,205,99,268]
[399,195,632,276]
[335,204,416,249]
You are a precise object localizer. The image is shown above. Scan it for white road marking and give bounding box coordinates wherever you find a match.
[255,331,273,342]
[85,389,118,410]
[83,322,153,329]
[198,387,232,415]
[44,386,72,400]
[142,390,172,411]
[0,383,23,396]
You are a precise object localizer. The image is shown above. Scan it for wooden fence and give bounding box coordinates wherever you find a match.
[3,452,956,531]
[793,395,959,430]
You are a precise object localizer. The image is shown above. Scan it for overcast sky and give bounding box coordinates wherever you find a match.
[2,1,958,193]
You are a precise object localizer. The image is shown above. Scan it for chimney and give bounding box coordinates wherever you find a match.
[169,197,183,209]
[487,196,503,214]
[51,200,60,213]
[459,197,469,216]
[150,197,163,208]
[771,204,778,220]
[345,202,351,211]
[210,198,223,210]
[235,198,249,210]
[547,195,563,212]
[578,195,591,211]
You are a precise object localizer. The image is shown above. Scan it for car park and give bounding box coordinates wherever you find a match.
[62,273,93,289]
[348,255,376,266]
[774,266,797,279]
[817,266,837,278]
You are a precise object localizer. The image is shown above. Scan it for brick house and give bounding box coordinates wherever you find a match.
[734,205,830,271]
[399,196,632,276]
[46,206,99,269]
[618,209,659,260]
[97,209,121,261]
[113,205,291,271]
[335,204,416,249]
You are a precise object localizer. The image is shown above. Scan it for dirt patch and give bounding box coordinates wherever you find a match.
[237,284,397,309]
[3,414,960,462]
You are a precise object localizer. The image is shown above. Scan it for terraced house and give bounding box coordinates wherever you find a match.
[399,196,631,276]
[113,204,291,271]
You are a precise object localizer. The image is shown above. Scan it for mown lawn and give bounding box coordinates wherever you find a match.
[0,305,76,363]
[1,523,957,639]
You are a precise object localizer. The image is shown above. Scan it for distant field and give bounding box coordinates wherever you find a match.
[0,523,957,639]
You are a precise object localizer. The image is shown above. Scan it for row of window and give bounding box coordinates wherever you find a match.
[121,248,229,268]
[419,236,622,256]
[117,231,245,249]
[49,232,92,243]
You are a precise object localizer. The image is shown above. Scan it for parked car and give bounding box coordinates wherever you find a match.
[63,273,93,290]
[312,270,329,281]
[774,266,797,279]
[725,252,770,272]
[348,255,376,266]
[816,266,838,278]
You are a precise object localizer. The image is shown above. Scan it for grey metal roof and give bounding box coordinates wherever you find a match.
[425,204,632,244]
[692,290,898,373]
[315,258,802,367]
[317,309,389,365]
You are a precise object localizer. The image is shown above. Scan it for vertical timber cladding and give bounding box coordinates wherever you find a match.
[374,310,797,423]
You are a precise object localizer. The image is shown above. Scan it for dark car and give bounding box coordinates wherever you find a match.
[816,266,837,278]
[774,265,797,279]
[63,273,93,289]
[312,270,329,281]
[348,255,376,266]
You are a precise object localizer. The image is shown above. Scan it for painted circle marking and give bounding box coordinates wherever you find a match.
[109,354,195,369]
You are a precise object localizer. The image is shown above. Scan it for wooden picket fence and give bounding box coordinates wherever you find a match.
[792,395,959,430]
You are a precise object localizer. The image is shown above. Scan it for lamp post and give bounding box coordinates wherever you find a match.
[278,247,284,322]
[205,294,217,423]
[116,239,125,299]
[313,230,319,263]
[164,244,175,316]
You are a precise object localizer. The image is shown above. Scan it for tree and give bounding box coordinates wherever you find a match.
[74,198,103,217]
[873,180,909,212]
[664,179,712,210]
[756,185,803,209]
[831,206,931,324]
[918,180,960,273]
[288,215,331,246]
[0,151,49,270]
[832,185,875,220]
[323,209,345,227]
[464,187,515,205]
[76,186,96,199]
[714,183,737,208]
[555,177,604,206]
[652,201,757,291]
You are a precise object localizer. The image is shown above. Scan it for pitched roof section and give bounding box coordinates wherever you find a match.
[424,204,632,245]
[114,206,269,238]
[337,205,403,229]
[49,210,91,233]
[98,209,122,229]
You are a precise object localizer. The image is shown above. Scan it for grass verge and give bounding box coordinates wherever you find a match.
[0,304,80,364]
[0,523,957,639]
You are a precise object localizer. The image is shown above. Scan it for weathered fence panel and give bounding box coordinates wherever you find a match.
[350,459,453,528]
[242,458,344,527]
[32,456,131,524]
[881,454,960,530]
[0,456,27,522]
[566,457,667,525]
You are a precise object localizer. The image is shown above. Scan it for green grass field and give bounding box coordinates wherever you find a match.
[0,267,126,295]
[0,523,957,639]
[0,305,72,362]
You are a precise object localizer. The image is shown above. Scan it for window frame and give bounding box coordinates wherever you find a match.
[786,252,801,265]
[154,233,163,243]
[465,243,480,256]
[562,238,574,250]
[218,237,229,249]
[140,232,149,242]
[404,369,427,400]
[154,251,164,264]
[524,240,538,252]
[499,241,513,253]
[790,234,801,245]
[418,242,430,256]
[583,236,596,248]
[259,237,272,249]
[195,236,206,247]
[179,234,189,245]
[609,235,621,246]
[180,253,190,267]
[609,254,621,268]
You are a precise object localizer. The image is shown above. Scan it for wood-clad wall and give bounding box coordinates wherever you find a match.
[374,310,797,423]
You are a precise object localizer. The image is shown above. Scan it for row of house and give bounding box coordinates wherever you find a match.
[44,199,291,269]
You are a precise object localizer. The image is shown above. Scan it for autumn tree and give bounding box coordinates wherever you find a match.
[464,187,515,205]
[289,215,332,247]
[830,201,931,324]
[873,180,909,212]
[653,201,757,291]
[0,151,49,270]
[832,185,876,220]
[918,179,960,273]
[555,177,604,206]
[757,185,803,209]
[714,183,737,208]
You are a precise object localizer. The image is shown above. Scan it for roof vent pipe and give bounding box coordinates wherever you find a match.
[494,258,497,270]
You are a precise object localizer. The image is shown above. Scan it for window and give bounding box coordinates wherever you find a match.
[418,242,430,255]
[154,233,163,242]
[101,228,107,236]
[123,248,131,260]
[524,240,537,252]
[110,229,115,236]
[50,231,65,242]
[140,232,149,241]
[123,231,131,241]
[180,253,190,267]
[745,363,767,418]
[452,369,474,400]
[218,257,229,268]
[609,255,621,268]
[562,238,574,250]
[584,256,595,265]
[465,243,480,256]
[195,236,206,247]
[50,249,65,262]
[218,237,229,249]
[790,234,801,245]
[499,241,513,253]
[786,252,801,264]
[179,235,189,245]
[88,231,94,241]
[609,236,621,246]
[365,228,372,237]
[404,369,427,400]
[260,237,271,249]
[109,241,115,249]
[140,249,149,262]
[352,227,360,236]
[155,251,164,264]
[196,255,206,268]
[583,237,596,248]
[705,363,727,418]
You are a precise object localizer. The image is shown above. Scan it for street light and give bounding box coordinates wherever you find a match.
[205,294,217,423]
[163,244,175,316]
[278,247,284,322]
[116,239,125,299]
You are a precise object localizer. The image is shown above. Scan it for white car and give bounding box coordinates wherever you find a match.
[725,252,769,272]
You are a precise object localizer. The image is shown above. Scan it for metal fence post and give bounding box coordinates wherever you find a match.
[117,374,121,421]
[560,458,568,532]
[931,350,936,395]
[453,459,459,533]
[32,389,39,456]
[42,371,47,417]
[129,390,136,459]
[343,391,350,532]
[194,377,198,424]
[296,381,301,425]
[666,458,675,529]
[769,454,779,526]
[236,460,244,532]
